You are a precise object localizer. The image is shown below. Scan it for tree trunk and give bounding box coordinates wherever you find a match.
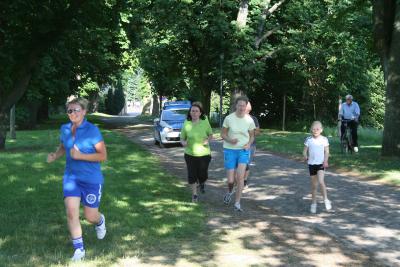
[237,0,249,28]
[200,86,212,118]
[282,93,286,131]
[230,89,244,113]
[88,91,100,113]
[10,105,16,139]
[151,94,160,116]
[337,96,342,137]
[255,0,285,48]
[373,1,400,156]
[382,21,400,156]
[0,112,8,149]
[141,100,151,115]
[159,95,163,114]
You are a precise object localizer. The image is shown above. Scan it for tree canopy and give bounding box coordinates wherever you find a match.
[1,0,398,155]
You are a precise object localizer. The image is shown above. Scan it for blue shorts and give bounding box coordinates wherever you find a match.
[224,148,250,170]
[63,179,103,208]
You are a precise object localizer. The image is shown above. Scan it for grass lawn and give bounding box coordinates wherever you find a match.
[255,127,400,185]
[0,127,213,266]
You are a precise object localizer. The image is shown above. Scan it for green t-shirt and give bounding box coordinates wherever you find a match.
[180,119,213,156]
[222,113,256,149]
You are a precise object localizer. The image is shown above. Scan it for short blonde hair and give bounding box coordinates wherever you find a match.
[310,121,323,131]
[66,97,88,110]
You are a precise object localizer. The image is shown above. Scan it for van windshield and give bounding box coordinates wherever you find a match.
[161,109,188,121]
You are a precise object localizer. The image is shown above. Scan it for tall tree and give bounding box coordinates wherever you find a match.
[0,0,127,149]
[0,0,87,149]
[372,1,400,156]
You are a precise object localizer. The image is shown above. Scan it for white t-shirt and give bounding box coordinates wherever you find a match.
[304,135,329,165]
[223,113,256,149]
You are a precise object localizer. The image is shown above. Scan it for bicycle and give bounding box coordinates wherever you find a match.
[340,119,353,154]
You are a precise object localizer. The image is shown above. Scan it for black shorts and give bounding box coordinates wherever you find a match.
[184,154,211,184]
[308,164,324,176]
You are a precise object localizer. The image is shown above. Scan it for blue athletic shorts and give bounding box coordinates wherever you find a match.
[63,179,103,208]
[223,148,250,170]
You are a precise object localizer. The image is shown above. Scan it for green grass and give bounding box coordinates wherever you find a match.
[255,127,400,185]
[0,129,214,266]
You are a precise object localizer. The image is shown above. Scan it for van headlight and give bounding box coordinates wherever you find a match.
[164,127,173,133]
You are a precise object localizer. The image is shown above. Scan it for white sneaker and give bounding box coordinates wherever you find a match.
[310,203,317,214]
[71,248,85,261]
[324,199,332,211]
[95,214,106,239]
[353,147,359,152]
[234,202,243,212]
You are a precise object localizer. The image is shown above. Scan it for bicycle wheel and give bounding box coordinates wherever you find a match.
[347,129,353,153]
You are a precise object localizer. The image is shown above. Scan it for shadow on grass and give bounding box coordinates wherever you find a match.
[0,127,391,267]
[0,130,219,266]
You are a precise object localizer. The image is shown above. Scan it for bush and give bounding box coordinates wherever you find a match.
[104,81,125,115]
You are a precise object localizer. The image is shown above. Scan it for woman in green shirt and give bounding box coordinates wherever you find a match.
[180,102,213,202]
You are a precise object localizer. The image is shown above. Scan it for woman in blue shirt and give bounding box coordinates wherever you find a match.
[47,98,107,261]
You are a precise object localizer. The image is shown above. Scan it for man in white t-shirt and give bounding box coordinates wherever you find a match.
[303,121,332,214]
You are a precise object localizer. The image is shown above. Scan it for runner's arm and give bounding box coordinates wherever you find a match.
[70,141,107,162]
[323,145,329,167]
[47,144,66,163]
[180,133,188,146]
[303,146,308,162]
[221,127,237,144]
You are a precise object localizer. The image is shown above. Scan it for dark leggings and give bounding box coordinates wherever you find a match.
[184,154,211,184]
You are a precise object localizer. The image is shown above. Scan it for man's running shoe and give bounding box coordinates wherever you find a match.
[324,199,332,211]
[234,202,243,212]
[199,183,205,194]
[192,194,199,203]
[71,248,85,261]
[310,203,317,214]
[353,147,359,153]
[95,214,106,239]
[223,192,233,205]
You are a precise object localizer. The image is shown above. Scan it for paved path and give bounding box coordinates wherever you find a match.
[118,127,399,267]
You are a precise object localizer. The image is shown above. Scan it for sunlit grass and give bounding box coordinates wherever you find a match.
[0,129,213,266]
[256,127,400,185]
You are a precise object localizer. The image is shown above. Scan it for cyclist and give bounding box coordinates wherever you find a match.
[340,95,360,152]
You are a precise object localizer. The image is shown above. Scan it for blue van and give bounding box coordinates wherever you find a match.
[153,101,191,147]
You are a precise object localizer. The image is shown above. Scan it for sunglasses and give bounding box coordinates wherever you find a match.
[67,108,82,114]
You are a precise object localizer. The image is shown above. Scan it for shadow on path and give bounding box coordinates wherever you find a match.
[118,127,392,267]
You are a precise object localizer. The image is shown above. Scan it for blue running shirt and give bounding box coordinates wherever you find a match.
[60,119,104,184]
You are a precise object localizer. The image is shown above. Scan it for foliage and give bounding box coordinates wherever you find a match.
[0,0,130,147]
[120,0,385,130]
[247,0,384,128]
[104,80,126,115]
